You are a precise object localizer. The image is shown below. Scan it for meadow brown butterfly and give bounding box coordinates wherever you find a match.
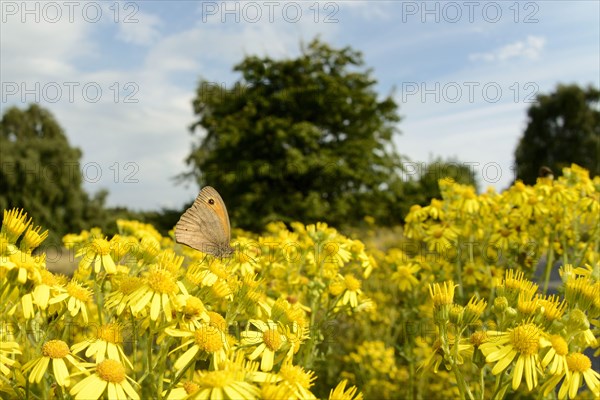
[175,186,234,257]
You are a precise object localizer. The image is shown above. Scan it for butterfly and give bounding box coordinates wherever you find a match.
[175,186,234,258]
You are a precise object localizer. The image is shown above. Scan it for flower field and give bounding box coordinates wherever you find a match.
[1,164,599,399]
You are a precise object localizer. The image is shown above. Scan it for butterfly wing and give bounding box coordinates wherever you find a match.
[175,186,233,257]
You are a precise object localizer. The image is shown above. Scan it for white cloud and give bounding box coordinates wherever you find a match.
[469,36,546,62]
[115,11,162,45]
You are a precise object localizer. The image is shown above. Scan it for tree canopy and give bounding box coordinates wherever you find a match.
[0,104,101,238]
[514,84,599,184]
[185,39,405,230]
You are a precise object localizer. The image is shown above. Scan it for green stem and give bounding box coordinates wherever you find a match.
[542,234,555,294]
[451,362,474,400]
[490,372,505,400]
[406,342,415,400]
[455,239,464,299]
[479,365,485,400]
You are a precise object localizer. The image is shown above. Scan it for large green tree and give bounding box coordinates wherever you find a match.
[184,39,404,230]
[0,104,101,238]
[514,84,599,184]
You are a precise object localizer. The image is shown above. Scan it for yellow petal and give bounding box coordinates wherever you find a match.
[53,358,70,387]
[512,355,524,390]
[30,357,50,383]
[75,375,107,400]
[261,349,274,372]
[174,345,199,371]
[122,379,140,400]
[150,294,161,321]
[492,349,517,374]
[569,372,580,399]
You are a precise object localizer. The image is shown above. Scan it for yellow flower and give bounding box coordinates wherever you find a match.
[0,246,44,285]
[542,352,600,399]
[506,181,532,207]
[70,359,139,400]
[0,340,21,376]
[497,269,538,303]
[461,262,486,287]
[126,266,183,321]
[185,258,230,287]
[260,383,296,400]
[489,222,519,252]
[71,323,132,369]
[22,340,87,387]
[20,224,48,253]
[32,269,65,310]
[424,224,458,252]
[420,337,472,373]
[338,274,363,308]
[277,363,317,399]
[391,263,420,292]
[541,335,569,375]
[565,277,599,313]
[428,280,456,322]
[185,366,260,400]
[241,320,288,371]
[108,234,138,263]
[166,315,229,370]
[48,280,93,323]
[1,208,31,243]
[480,323,548,391]
[77,238,117,274]
[164,380,200,400]
[463,296,487,324]
[540,294,567,319]
[329,379,363,400]
[105,276,145,315]
[175,293,210,330]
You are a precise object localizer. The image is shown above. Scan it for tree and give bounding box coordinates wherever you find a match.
[514,84,599,184]
[0,104,98,238]
[184,39,404,231]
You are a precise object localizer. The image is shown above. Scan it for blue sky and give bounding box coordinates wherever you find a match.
[2,1,599,211]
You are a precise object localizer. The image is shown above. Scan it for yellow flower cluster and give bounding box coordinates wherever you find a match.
[1,210,366,399]
[1,164,598,400]
[337,165,599,399]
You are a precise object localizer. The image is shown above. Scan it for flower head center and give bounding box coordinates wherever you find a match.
[199,370,234,388]
[509,324,541,355]
[566,353,591,372]
[207,311,227,332]
[470,331,488,347]
[263,328,283,351]
[147,267,177,294]
[344,274,361,291]
[194,325,224,353]
[549,335,568,356]
[183,381,200,394]
[527,195,538,205]
[184,296,206,317]
[40,269,60,286]
[98,323,122,344]
[92,238,111,255]
[96,359,126,383]
[66,281,92,302]
[41,340,69,358]
[119,276,144,295]
[279,364,315,389]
